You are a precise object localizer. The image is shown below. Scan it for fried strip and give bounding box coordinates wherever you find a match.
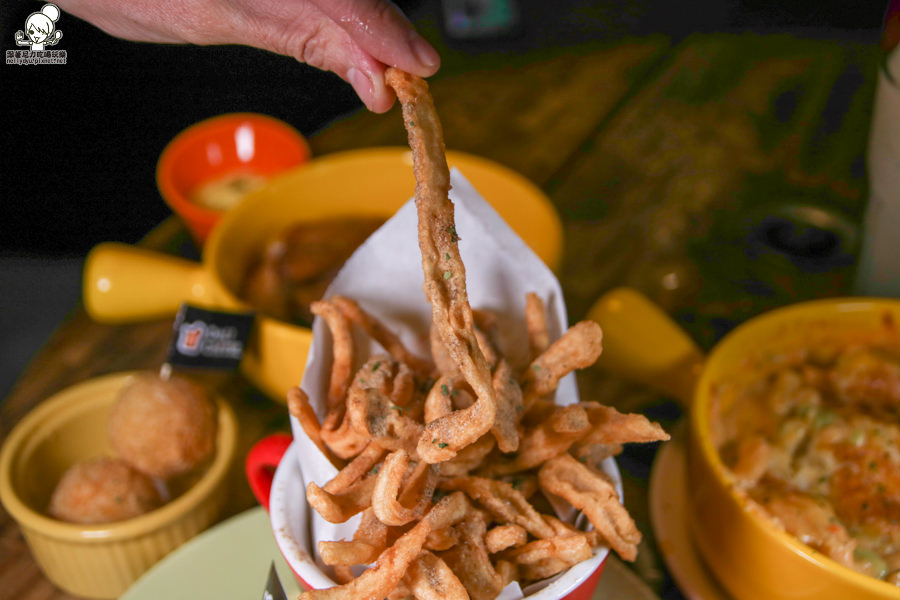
[407,551,469,600]
[385,68,497,464]
[525,292,550,359]
[311,300,355,418]
[522,321,603,408]
[487,404,591,476]
[439,510,502,600]
[307,475,377,524]
[331,295,432,374]
[490,359,522,453]
[578,402,671,446]
[439,434,495,478]
[538,453,641,561]
[503,534,593,581]
[322,356,394,459]
[319,507,391,566]
[324,442,386,494]
[364,389,425,457]
[287,386,343,469]
[299,492,469,600]
[424,526,459,551]
[485,524,528,554]
[373,450,432,526]
[439,476,556,539]
[424,375,453,424]
[332,565,356,585]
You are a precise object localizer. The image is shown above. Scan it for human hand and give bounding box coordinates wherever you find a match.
[54,0,440,112]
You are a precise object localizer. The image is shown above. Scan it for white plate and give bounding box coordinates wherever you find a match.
[649,423,731,600]
[121,506,301,600]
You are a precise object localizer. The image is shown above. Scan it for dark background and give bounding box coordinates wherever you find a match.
[0,0,888,255]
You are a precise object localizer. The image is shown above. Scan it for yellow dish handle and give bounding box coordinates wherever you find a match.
[83,243,213,323]
[586,287,704,407]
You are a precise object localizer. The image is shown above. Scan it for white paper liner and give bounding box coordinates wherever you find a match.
[288,169,615,596]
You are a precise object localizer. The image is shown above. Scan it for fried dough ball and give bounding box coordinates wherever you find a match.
[48,456,163,524]
[108,372,217,479]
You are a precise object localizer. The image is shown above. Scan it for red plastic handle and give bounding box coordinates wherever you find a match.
[245,433,293,511]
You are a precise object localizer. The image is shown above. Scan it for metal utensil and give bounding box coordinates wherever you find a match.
[262,561,288,600]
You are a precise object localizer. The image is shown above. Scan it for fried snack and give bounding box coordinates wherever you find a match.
[485,524,528,554]
[522,321,603,410]
[299,492,469,600]
[108,372,217,479]
[407,551,469,600]
[287,386,343,469]
[320,507,390,567]
[525,293,550,359]
[331,296,433,375]
[49,456,164,524]
[386,68,497,464]
[307,474,378,524]
[490,359,522,453]
[440,509,504,600]
[311,299,356,418]
[294,69,668,600]
[373,450,434,526]
[439,477,557,539]
[486,405,591,476]
[321,356,396,459]
[538,453,642,562]
[502,534,594,581]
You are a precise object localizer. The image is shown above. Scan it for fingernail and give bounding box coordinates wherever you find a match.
[409,32,440,71]
[347,67,372,97]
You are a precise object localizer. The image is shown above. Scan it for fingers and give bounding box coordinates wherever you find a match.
[311,0,440,77]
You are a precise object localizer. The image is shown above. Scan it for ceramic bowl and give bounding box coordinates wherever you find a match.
[0,372,238,599]
[156,113,311,245]
[588,288,900,600]
[85,147,563,401]
[245,435,612,600]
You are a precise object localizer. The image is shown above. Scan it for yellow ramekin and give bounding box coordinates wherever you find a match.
[588,288,900,600]
[0,372,237,599]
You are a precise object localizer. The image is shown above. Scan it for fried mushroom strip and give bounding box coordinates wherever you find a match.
[525,292,550,359]
[363,389,425,457]
[484,524,528,554]
[407,551,469,600]
[487,404,591,476]
[331,295,433,375]
[570,402,669,466]
[490,359,522,453]
[438,510,502,600]
[322,356,395,459]
[319,507,390,567]
[502,534,594,581]
[287,386,343,469]
[385,68,497,464]
[311,299,355,421]
[439,476,556,539]
[299,492,469,600]
[538,453,641,561]
[522,321,603,410]
[373,449,438,526]
[307,474,377,524]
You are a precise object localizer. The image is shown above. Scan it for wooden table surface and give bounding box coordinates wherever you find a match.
[0,33,879,600]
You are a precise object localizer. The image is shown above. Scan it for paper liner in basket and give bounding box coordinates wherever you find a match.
[288,169,618,596]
